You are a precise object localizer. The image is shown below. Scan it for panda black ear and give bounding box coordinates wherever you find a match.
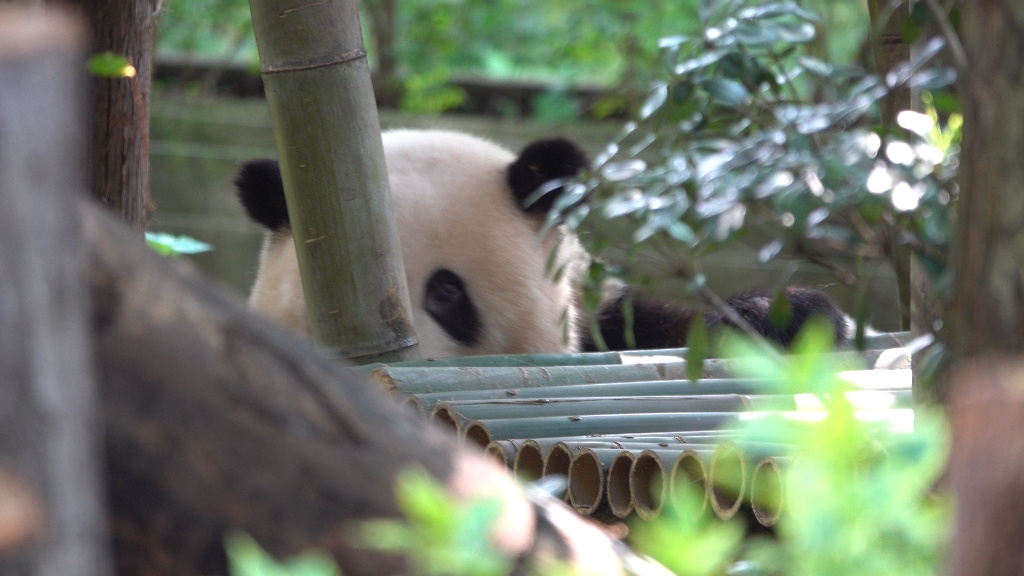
[507,138,588,214]
[235,158,290,232]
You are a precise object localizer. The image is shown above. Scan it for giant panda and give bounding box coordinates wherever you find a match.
[235,129,848,359]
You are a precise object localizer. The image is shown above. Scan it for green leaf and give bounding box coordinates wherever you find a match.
[685,312,708,381]
[87,52,136,79]
[702,77,750,107]
[145,232,213,258]
[225,531,341,576]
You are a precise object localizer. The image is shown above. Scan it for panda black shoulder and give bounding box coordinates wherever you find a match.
[235,158,290,232]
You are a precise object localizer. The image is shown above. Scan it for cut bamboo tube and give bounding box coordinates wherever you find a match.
[607,452,637,519]
[750,456,788,527]
[512,439,545,482]
[439,395,750,422]
[363,331,912,370]
[428,402,462,435]
[567,448,622,516]
[463,412,741,447]
[631,450,668,520]
[709,441,747,520]
[670,449,713,517]
[411,378,771,408]
[542,442,573,482]
[484,440,519,468]
[402,394,425,417]
[372,352,887,394]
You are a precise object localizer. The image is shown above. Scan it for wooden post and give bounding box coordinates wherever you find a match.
[247,0,418,363]
[0,9,113,575]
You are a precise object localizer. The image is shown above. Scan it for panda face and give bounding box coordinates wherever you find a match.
[243,130,587,359]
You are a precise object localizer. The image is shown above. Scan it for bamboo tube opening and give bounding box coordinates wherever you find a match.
[607,452,636,519]
[543,442,572,478]
[568,449,604,515]
[429,403,460,434]
[709,442,746,520]
[485,441,511,468]
[462,421,491,448]
[670,450,708,516]
[631,451,667,520]
[750,457,784,527]
[402,395,425,417]
[513,440,544,482]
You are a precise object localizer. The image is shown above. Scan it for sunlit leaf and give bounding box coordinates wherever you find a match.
[88,52,136,78]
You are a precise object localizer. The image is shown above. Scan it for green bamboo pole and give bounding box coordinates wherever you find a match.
[512,439,545,481]
[412,383,912,412]
[750,456,790,528]
[412,379,772,408]
[708,441,747,520]
[607,451,637,519]
[372,351,895,394]
[670,449,713,517]
[436,395,750,422]
[568,448,624,516]
[631,449,669,520]
[463,412,741,447]
[484,440,518,468]
[248,0,417,362]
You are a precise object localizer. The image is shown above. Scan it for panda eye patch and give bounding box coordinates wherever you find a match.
[423,269,481,346]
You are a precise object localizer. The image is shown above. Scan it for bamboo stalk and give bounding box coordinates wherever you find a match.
[411,379,772,408]
[631,450,668,520]
[372,351,897,394]
[248,0,417,362]
[484,440,518,468]
[568,448,623,516]
[542,442,573,492]
[463,412,742,447]
[607,451,637,519]
[401,394,425,417]
[750,456,789,527]
[670,449,713,517]
[709,441,748,520]
[512,439,545,482]
[430,403,463,435]
[438,395,751,423]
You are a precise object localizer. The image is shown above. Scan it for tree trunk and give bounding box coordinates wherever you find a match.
[365,0,400,108]
[80,202,627,575]
[946,1,1024,361]
[947,358,1024,576]
[0,9,113,575]
[74,0,156,231]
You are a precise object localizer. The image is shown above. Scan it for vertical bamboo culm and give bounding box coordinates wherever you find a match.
[247,0,418,362]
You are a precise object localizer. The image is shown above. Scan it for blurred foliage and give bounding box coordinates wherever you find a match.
[88,52,138,78]
[544,0,959,336]
[145,231,213,258]
[154,0,869,116]
[352,468,512,576]
[225,531,341,576]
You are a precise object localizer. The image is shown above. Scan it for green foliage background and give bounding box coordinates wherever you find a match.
[154,0,869,115]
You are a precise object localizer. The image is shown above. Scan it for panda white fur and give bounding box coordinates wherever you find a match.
[235,129,848,358]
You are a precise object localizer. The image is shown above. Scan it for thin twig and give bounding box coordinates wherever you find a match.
[922,0,968,73]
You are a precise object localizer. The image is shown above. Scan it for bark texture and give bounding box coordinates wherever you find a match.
[0,9,113,575]
[80,0,156,230]
[947,0,1024,359]
[81,203,627,575]
[947,358,1024,576]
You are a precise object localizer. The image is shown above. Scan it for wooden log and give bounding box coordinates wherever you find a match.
[81,202,628,575]
[0,9,113,575]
